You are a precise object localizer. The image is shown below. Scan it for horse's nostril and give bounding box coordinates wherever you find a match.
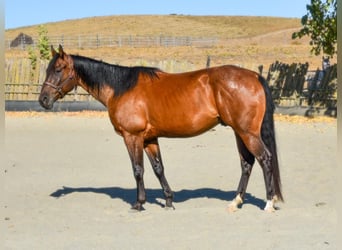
[39,95,52,109]
[39,95,47,104]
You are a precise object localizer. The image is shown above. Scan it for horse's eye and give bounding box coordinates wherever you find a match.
[55,68,62,73]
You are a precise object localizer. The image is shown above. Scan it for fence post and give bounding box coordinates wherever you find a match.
[117,36,120,47]
[129,35,132,47]
[206,55,211,68]
[60,35,64,47]
[20,35,25,50]
[258,65,263,75]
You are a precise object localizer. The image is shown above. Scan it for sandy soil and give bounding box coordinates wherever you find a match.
[4,113,337,249]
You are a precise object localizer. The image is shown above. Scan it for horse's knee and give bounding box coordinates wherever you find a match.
[133,165,144,180]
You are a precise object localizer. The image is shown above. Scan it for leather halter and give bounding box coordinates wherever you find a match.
[43,72,74,98]
[43,58,74,98]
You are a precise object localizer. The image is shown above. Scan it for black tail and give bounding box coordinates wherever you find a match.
[258,75,283,201]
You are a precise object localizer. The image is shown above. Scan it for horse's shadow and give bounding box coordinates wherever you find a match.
[50,186,266,210]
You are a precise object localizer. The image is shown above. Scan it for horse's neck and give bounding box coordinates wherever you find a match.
[77,78,114,108]
[72,56,117,107]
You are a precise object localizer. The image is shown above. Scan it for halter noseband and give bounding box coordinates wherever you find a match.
[43,72,74,98]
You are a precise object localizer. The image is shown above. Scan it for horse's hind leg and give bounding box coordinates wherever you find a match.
[144,139,174,209]
[228,133,255,212]
[235,132,277,212]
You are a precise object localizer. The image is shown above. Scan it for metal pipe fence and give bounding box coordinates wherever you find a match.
[6,35,218,50]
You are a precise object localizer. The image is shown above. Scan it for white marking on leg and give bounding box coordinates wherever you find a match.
[227,194,243,213]
[264,196,278,212]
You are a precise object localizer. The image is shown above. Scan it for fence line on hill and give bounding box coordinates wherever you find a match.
[6,35,218,50]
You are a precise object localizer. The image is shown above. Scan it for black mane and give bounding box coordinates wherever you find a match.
[71,55,160,96]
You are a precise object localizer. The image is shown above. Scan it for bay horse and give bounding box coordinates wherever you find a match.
[39,45,283,212]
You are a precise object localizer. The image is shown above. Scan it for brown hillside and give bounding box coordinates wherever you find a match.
[5,15,300,39]
[5,15,332,71]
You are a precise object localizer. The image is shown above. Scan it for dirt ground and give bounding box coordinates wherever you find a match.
[4,112,337,250]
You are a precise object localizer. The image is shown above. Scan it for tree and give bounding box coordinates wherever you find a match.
[37,25,51,60]
[28,25,51,69]
[292,0,337,57]
[28,46,37,71]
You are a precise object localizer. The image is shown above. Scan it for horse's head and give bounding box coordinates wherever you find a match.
[39,45,76,109]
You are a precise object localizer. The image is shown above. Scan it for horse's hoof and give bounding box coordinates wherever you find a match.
[227,203,239,213]
[227,195,243,213]
[164,204,175,211]
[165,199,175,210]
[264,207,276,213]
[130,202,144,212]
[264,200,276,212]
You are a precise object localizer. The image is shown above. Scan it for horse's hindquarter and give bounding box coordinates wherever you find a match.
[210,65,266,134]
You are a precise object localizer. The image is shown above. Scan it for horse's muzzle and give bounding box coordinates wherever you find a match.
[39,94,54,110]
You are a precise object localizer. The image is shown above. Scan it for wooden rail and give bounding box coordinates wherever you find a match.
[4,59,337,109]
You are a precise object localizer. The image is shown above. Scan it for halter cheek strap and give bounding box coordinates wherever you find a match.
[43,77,73,98]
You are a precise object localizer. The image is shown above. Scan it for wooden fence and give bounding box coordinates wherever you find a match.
[4,59,93,102]
[4,58,337,110]
[265,61,337,108]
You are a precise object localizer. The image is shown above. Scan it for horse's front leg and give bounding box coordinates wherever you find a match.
[123,134,146,211]
[144,138,174,209]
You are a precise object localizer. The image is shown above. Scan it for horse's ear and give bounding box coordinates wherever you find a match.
[51,45,57,57]
[58,44,65,58]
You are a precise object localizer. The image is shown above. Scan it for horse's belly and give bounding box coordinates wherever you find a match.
[150,113,219,138]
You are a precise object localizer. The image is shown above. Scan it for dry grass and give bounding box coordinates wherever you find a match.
[5,15,336,71]
[5,15,300,39]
